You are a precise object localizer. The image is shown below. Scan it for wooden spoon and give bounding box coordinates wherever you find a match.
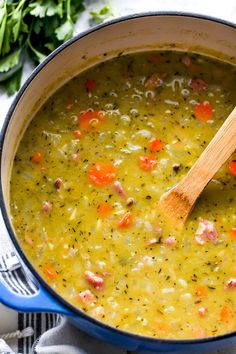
[158,107,236,227]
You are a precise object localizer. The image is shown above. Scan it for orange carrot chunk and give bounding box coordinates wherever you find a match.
[220,304,233,323]
[149,138,165,152]
[194,102,214,121]
[79,111,105,131]
[88,162,116,186]
[44,264,58,280]
[229,228,236,240]
[73,130,82,139]
[196,285,207,299]
[31,151,42,164]
[139,155,157,171]
[228,160,236,176]
[97,203,111,217]
[118,211,133,228]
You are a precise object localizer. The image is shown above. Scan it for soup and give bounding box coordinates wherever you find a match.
[10,51,236,339]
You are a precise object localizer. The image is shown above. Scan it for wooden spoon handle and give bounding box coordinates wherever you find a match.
[175,107,236,205]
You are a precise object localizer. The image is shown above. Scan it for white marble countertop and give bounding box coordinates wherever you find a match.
[0,1,236,353]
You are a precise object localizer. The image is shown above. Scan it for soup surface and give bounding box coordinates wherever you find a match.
[10,51,236,339]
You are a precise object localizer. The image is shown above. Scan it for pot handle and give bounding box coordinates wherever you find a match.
[0,254,73,316]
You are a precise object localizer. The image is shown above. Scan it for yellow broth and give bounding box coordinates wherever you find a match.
[10,51,236,339]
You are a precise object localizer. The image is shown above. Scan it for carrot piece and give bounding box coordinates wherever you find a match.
[154,322,170,337]
[79,111,105,131]
[228,160,236,176]
[31,151,42,164]
[149,138,165,152]
[194,102,214,121]
[73,130,82,139]
[43,264,58,280]
[97,203,111,217]
[148,55,161,62]
[117,211,133,228]
[196,285,207,299]
[139,155,157,171]
[229,228,236,240]
[86,79,95,91]
[220,304,234,323]
[88,162,116,186]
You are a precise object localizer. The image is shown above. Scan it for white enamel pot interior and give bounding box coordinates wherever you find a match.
[1,13,236,354]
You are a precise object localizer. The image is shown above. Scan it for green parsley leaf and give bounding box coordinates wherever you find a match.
[90,5,113,24]
[12,6,24,42]
[4,66,22,95]
[0,1,7,53]
[0,48,21,72]
[1,19,11,56]
[28,39,46,63]
[0,0,85,95]
[55,19,73,41]
[28,3,48,18]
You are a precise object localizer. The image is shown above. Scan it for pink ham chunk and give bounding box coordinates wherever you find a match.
[181,55,196,71]
[198,307,207,317]
[42,201,52,214]
[195,219,218,245]
[24,235,34,246]
[79,289,95,303]
[190,78,207,92]
[84,271,104,289]
[163,236,176,247]
[225,278,236,290]
[181,55,192,67]
[113,181,126,198]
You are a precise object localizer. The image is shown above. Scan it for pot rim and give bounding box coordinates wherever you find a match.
[1,11,236,346]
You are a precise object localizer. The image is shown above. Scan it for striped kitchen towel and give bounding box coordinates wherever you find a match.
[0,250,60,354]
[0,251,126,354]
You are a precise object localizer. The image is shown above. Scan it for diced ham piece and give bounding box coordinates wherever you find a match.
[181,55,196,72]
[41,166,47,174]
[195,219,218,245]
[195,233,206,245]
[225,278,236,290]
[72,153,80,162]
[84,270,104,289]
[79,289,95,303]
[163,236,176,247]
[113,181,126,198]
[181,55,192,67]
[144,73,166,89]
[24,235,34,246]
[42,201,52,214]
[190,78,207,92]
[198,307,207,317]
